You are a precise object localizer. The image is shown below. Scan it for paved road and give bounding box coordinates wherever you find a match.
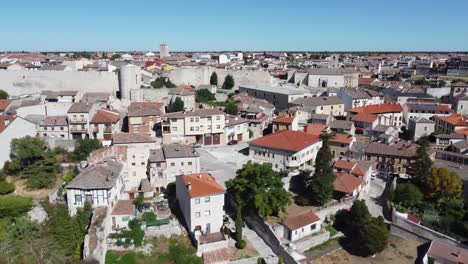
[363,175,387,219]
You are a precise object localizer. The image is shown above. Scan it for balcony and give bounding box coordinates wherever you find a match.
[70,126,88,132]
[69,119,87,124]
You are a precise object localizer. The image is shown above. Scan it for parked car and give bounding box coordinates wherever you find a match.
[192,143,201,148]
[227,140,238,145]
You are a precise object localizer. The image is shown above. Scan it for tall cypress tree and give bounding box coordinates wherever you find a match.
[411,141,432,188]
[210,72,218,86]
[308,134,335,205]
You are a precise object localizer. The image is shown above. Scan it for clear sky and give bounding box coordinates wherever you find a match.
[1,0,468,52]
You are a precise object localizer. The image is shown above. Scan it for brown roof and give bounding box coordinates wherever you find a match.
[283,211,321,231]
[365,141,418,158]
[182,173,224,198]
[91,108,120,124]
[202,247,230,264]
[249,130,320,152]
[427,241,468,264]
[348,103,402,115]
[128,102,165,117]
[330,133,354,144]
[273,115,294,124]
[0,99,13,111]
[303,124,328,136]
[333,172,363,194]
[40,116,67,127]
[433,114,468,127]
[351,113,378,123]
[111,200,135,215]
[0,115,16,133]
[112,133,155,144]
[333,160,356,171]
[68,102,93,113]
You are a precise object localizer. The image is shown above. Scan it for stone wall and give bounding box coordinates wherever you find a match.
[0,70,119,96]
[391,207,460,247]
[168,66,277,89]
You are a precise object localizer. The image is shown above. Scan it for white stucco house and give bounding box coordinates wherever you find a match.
[283,211,322,242]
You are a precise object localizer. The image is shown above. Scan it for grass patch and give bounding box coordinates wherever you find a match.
[306,238,339,252]
[325,225,338,237]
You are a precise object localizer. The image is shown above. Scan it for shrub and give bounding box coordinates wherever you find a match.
[0,196,33,218]
[142,212,156,222]
[0,180,15,195]
[393,183,423,209]
[295,196,310,206]
[235,239,246,249]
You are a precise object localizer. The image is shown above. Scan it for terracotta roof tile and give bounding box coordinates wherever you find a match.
[333,160,356,171]
[330,133,354,144]
[40,116,67,126]
[348,103,402,114]
[112,132,156,144]
[351,113,378,123]
[91,108,120,124]
[333,172,363,194]
[273,116,294,124]
[128,102,165,117]
[0,99,13,111]
[283,211,320,230]
[427,241,468,264]
[303,124,328,136]
[433,114,468,127]
[182,173,224,198]
[111,200,135,215]
[249,130,320,152]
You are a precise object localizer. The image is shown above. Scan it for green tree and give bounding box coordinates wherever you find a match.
[350,200,371,228]
[426,167,463,200]
[110,54,121,60]
[70,138,102,161]
[226,162,291,218]
[235,206,246,249]
[411,142,433,187]
[308,135,335,205]
[0,196,33,218]
[222,74,235,90]
[151,77,176,88]
[0,180,14,195]
[23,158,58,189]
[358,216,389,256]
[0,89,8,99]
[9,136,45,173]
[195,89,216,102]
[173,97,185,112]
[134,195,144,212]
[210,72,218,86]
[392,183,423,209]
[224,101,238,115]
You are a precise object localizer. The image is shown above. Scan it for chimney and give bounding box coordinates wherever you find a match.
[198,174,202,179]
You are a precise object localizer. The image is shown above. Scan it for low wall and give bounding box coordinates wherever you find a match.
[391,207,460,247]
[292,230,330,253]
[197,239,229,257]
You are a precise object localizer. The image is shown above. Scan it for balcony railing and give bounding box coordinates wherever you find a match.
[70,126,88,132]
[69,119,87,124]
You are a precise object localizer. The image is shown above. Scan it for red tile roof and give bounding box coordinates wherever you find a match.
[0,99,13,111]
[249,130,320,152]
[330,133,354,144]
[111,200,135,215]
[283,211,321,231]
[177,84,193,91]
[407,213,421,224]
[182,173,224,198]
[358,78,376,85]
[427,241,468,264]
[303,124,328,136]
[112,133,155,144]
[40,116,67,126]
[91,108,120,124]
[128,102,165,117]
[333,160,356,171]
[348,103,402,115]
[434,114,468,127]
[0,115,15,133]
[455,127,468,136]
[333,172,363,194]
[273,115,294,124]
[351,113,378,123]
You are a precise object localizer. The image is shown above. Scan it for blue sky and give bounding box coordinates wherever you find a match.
[1,0,468,51]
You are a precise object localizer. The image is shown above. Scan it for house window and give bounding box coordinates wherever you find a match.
[190,118,194,122]
[171,162,175,167]
[204,197,210,203]
[188,162,193,166]
[181,162,184,166]
[216,116,220,120]
[204,210,210,216]
[75,195,82,204]
[132,162,136,166]
[132,172,136,176]
[216,125,221,129]
[195,198,200,204]
[310,223,317,230]
[195,212,201,218]
[60,127,64,131]
[190,127,194,131]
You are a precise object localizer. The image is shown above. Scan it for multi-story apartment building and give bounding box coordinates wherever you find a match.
[128,102,165,137]
[67,102,96,140]
[402,99,453,124]
[329,133,355,160]
[176,172,225,238]
[224,115,250,142]
[338,88,384,110]
[364,141,419,176]
[290,96,345,123]
[433,114,468,134]
[37,116,69,139]
[90,108,121,143]
[112,133,158,199]
[348,103,403,128]
[249,130,322,172]
[148,144,200,192]
[161,108,226,145]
